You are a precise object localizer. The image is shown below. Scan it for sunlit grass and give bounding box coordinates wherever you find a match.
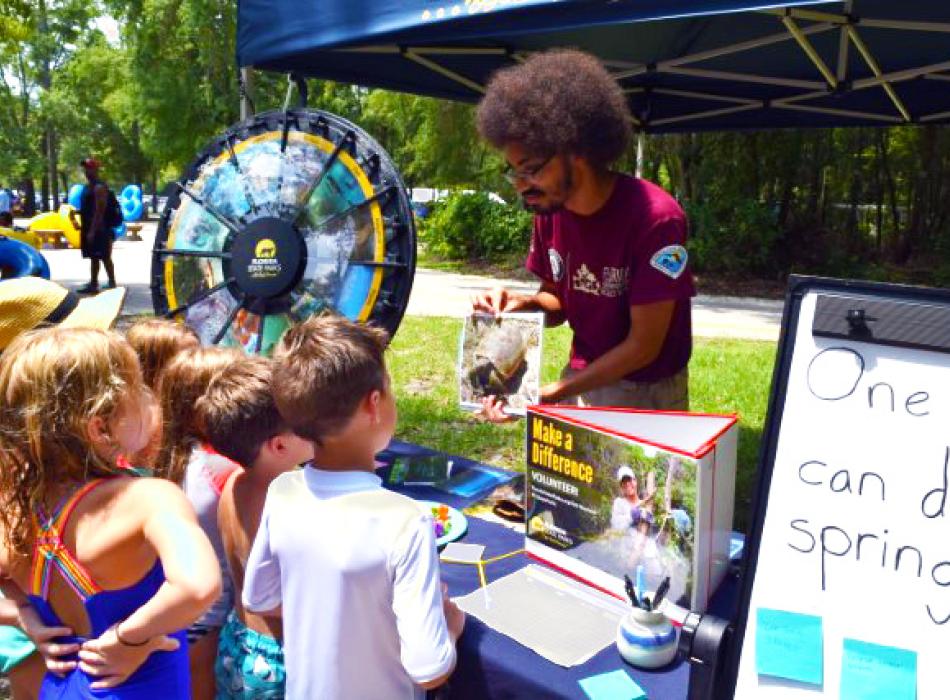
[390,316,777,531]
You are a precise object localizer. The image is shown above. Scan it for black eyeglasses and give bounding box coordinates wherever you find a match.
[503,155,554,185]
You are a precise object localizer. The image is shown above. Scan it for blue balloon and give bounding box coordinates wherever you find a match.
[67,184,84,209]
[121,198,144,222]
[0,237,51,279]
[113,222,127,239]
[121,184,143,202]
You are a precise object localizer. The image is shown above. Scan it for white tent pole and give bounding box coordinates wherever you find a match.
[782,15,838,88]
[663,66,824,90]
[404,50,486,94]
[921,110,950,123]
[761,7,848,24]
[859,19,950,33]
[651,87,759,105]
[635,133,645,178]
[772,90,828,105]
[649,103,760,127]
[846,26,911,122]
[240,67,254,120]
[925,74,950,83]
[409,47,508,56]
[852,59,950,89]
[612,22,835,80]
[773,102,902,123]
[836,0,853,82]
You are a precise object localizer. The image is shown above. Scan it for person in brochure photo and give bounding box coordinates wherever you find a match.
[472,49,695,419]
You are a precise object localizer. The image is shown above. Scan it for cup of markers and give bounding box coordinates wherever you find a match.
[616,572,678,669]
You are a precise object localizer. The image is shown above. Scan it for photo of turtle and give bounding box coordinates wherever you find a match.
[458,312,543,415]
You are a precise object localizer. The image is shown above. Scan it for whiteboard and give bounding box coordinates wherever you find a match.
[727,278,950,699]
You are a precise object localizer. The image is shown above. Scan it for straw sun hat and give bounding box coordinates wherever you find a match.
[0,277,126,351]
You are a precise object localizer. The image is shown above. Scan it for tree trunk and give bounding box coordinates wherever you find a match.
[21,178,35,217]
[47,127,59,210]
[38,0,58,211]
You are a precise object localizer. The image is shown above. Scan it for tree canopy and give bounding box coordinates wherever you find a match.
[0,3,948,282]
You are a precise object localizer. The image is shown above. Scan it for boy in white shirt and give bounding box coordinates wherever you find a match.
[243,316,465,699]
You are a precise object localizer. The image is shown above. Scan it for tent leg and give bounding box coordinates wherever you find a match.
[240,67,255,120]
[636,133,645,178]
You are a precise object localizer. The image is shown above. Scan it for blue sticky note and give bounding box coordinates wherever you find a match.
[578,669,647,700]
[841,638,916,700]
[755,608,823,686]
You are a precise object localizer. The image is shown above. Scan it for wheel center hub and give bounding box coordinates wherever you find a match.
[228,217,305,300]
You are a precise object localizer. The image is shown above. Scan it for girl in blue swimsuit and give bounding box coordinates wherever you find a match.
[0,327,222,698]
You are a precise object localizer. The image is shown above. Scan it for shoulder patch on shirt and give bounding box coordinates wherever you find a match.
[650,245,688,279]
[548,248,564,282]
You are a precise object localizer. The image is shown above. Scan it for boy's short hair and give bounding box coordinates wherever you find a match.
[272,315,389,443]
[196,355,288,468]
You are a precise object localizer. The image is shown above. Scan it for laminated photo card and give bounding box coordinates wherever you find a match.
[458,312,544,416]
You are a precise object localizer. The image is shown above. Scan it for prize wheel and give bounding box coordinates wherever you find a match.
[151,108,416,354]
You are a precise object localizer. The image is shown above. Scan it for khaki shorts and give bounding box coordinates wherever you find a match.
[560,366,689,411]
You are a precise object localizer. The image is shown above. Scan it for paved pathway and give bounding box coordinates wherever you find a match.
[31,220,782,341]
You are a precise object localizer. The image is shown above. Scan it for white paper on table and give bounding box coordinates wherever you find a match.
[453,564,629,667]
[440,542,486,563]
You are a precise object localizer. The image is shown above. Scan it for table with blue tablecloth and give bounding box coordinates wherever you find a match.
[378,440,739,700]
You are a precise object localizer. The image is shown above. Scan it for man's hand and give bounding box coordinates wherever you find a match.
[17,604,79,677]
[78,625,180,689]
[471,286,528,314]
[472,286,508,314]
[475,395,517,424]
[539,381,567,404]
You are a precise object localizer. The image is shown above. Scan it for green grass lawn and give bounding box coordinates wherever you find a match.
[389,316,776,532]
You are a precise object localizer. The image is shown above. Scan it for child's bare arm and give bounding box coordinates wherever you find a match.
[78,479,221,688]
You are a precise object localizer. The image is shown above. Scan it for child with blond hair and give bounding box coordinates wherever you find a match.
[0,327,220,697]
[244,316,465,699]
[195,355,312,698]
[124,319,199,470]
[155,346,241,699]
[125,319,200,391]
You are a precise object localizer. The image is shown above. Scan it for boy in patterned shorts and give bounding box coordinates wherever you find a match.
[196,355,313,698]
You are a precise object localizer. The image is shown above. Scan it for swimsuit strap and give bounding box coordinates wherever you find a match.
[31,480,108,601]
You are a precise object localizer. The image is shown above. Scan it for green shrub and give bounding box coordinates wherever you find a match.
[686,198,780,277]
[423,191,532,261]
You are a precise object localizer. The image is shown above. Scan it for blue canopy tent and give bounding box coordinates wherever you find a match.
[237,1,950,132]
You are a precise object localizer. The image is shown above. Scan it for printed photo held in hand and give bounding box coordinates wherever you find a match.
[459,312,543,416]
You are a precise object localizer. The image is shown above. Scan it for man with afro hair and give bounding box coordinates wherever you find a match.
[474,49,693,416]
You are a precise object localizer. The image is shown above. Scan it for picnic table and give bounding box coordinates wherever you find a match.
[31,229,71,249]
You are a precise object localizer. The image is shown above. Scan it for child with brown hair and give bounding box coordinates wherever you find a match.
[124,319,199,470]
[155,346,240,699]
[195,355,312,699]
[0,327,220,697]
[243,315,465,699]
[125,319,200,391]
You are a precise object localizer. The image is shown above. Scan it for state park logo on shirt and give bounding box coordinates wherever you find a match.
[650,245,688,279]
[600,267,629,298]
[548,248,564,282]
[572,264,601,295]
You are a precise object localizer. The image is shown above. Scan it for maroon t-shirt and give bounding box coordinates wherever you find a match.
[525,175,694,383]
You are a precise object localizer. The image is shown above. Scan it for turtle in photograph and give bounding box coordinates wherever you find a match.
[468,322,529,397]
